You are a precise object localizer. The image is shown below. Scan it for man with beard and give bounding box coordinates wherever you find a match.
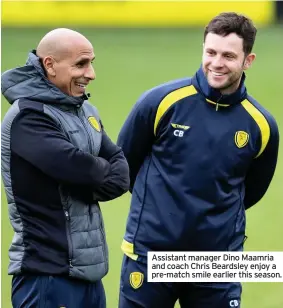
[118,12,279,308]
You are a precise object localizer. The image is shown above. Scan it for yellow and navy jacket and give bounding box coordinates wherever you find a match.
[118,67,279,261]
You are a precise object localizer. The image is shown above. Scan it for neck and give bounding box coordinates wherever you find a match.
[192,66,247,106]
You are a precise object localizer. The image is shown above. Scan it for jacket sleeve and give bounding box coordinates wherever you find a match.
[244,115,279,209]
[117,91,156,192]
[11,110,111,188]
[91,129,130,202]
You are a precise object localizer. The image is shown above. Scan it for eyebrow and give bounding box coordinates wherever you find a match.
[206,48,237,56]
[223,51,237,56]
[76,56,96,63]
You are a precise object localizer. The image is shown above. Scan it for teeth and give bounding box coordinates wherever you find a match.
[211,71,225,76]
[76,83,86,88]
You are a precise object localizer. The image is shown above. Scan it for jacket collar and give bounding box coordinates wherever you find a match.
[1,50,90,107]
[192,66,247,107]
[27,50,90,106]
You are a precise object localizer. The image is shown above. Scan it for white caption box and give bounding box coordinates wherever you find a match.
[148,252,283,282]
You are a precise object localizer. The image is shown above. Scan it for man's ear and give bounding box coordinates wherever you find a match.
[42,56,56,77]
[243,53,256,70]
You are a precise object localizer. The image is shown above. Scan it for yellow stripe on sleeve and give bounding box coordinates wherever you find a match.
[121,239,139,261]
[241,99,270,158]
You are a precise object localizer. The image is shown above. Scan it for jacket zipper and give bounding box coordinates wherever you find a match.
[216,95,223,111]
[64,209,74,268]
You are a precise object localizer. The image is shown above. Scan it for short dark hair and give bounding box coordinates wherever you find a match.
[204,12,257,55]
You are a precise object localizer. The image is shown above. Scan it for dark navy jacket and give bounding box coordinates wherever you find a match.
[1,51,130,281]
[118,67,279,260]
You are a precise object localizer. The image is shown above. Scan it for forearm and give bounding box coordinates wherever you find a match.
[93,130,130,201]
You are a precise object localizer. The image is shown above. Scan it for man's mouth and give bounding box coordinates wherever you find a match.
[75,83,87,89]
[209,70,227,77]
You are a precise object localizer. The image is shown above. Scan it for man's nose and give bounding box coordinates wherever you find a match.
[85,65,96,80]
[211,55,224,68]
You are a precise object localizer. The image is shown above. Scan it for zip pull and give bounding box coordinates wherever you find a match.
[65,210,70,221]
[216,95,223,112]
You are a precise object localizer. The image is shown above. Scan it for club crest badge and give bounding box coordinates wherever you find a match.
[235,131,249,148]
[88,116,101,132]
[129,272,144,289]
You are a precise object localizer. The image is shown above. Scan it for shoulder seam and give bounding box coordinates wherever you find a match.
[17,98,44,113]
[154,84,197,136]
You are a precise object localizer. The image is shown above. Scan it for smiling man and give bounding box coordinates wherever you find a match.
[202,24,255,96]
[36,28,96,97]
[117,13,279,308]
[1,28,129,308]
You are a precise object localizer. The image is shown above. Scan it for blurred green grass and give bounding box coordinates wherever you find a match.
[1,27,283,308]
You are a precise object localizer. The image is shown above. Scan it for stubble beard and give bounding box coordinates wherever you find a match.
[207,70,243,95]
